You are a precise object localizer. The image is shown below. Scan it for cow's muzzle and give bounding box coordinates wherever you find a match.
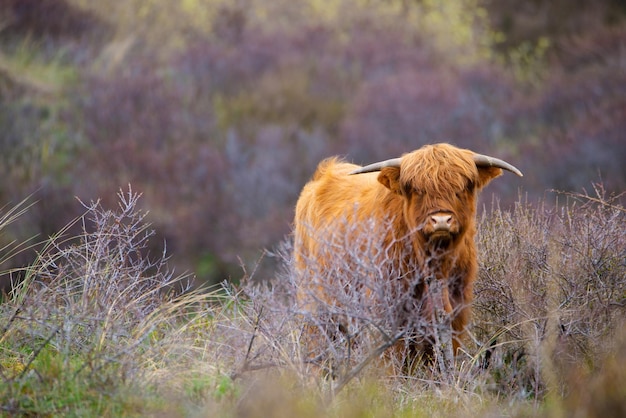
[430,214,453,232]
[424,212,458,234]
[423,212,459,247]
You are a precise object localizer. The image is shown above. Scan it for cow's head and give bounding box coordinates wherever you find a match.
[350,143,522,252]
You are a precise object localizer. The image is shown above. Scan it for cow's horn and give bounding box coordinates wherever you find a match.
[473,154,523,177]
[349,158,402,175]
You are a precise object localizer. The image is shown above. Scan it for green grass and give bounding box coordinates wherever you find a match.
[0,40,78,95]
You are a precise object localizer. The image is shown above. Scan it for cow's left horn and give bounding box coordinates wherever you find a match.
[349,158,402,175]
[473,154,523,177]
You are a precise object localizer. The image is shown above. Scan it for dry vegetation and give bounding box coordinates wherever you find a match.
[1,0,625,415]
[1,188,624,416]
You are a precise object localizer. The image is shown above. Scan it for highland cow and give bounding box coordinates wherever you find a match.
[293,143,522,370]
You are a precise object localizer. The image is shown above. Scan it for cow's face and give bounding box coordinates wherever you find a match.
[377,145,503,251]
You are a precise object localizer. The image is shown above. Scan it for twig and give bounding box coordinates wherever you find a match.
[331,331,405,397]
[229,305,264,380]
[17,324,62,380]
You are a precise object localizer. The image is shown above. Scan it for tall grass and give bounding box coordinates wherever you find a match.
[0,188,199,415]
[0,186,624,416]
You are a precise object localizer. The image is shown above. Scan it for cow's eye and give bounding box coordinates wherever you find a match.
[456,187,470,199]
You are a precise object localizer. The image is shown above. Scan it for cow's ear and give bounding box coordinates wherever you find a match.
[378,167,403,194]
[476,166,503,189]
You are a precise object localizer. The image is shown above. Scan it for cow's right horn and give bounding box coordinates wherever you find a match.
[349,158,402,175]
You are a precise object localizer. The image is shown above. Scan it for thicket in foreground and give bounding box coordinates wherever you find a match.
[237,186,626,412]
[475,186,626,402]
[0,187,624,416]
[0,188,196,415]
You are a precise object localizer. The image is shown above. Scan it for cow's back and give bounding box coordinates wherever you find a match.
[294,158,384,267]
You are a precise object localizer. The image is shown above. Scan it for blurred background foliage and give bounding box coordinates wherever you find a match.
[1,0,625,287]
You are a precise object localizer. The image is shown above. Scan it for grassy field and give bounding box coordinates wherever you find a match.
[1,1,625,416]
[1,187,624,417]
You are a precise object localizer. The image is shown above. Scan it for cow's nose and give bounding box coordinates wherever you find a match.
[431,214,453,231]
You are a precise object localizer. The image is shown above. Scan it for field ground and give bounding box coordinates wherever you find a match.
[1,188,624,417]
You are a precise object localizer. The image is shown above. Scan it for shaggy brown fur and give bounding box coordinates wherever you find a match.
[294,143,508,368]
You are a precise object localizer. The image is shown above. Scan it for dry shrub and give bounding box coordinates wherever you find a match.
[235,217,484,399]
[474,185,626,399]
[2,183,624,414]
[232,185,625,408]
[1,187,192,389]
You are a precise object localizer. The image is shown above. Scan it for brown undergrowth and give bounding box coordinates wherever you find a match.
[0,186,624,416]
